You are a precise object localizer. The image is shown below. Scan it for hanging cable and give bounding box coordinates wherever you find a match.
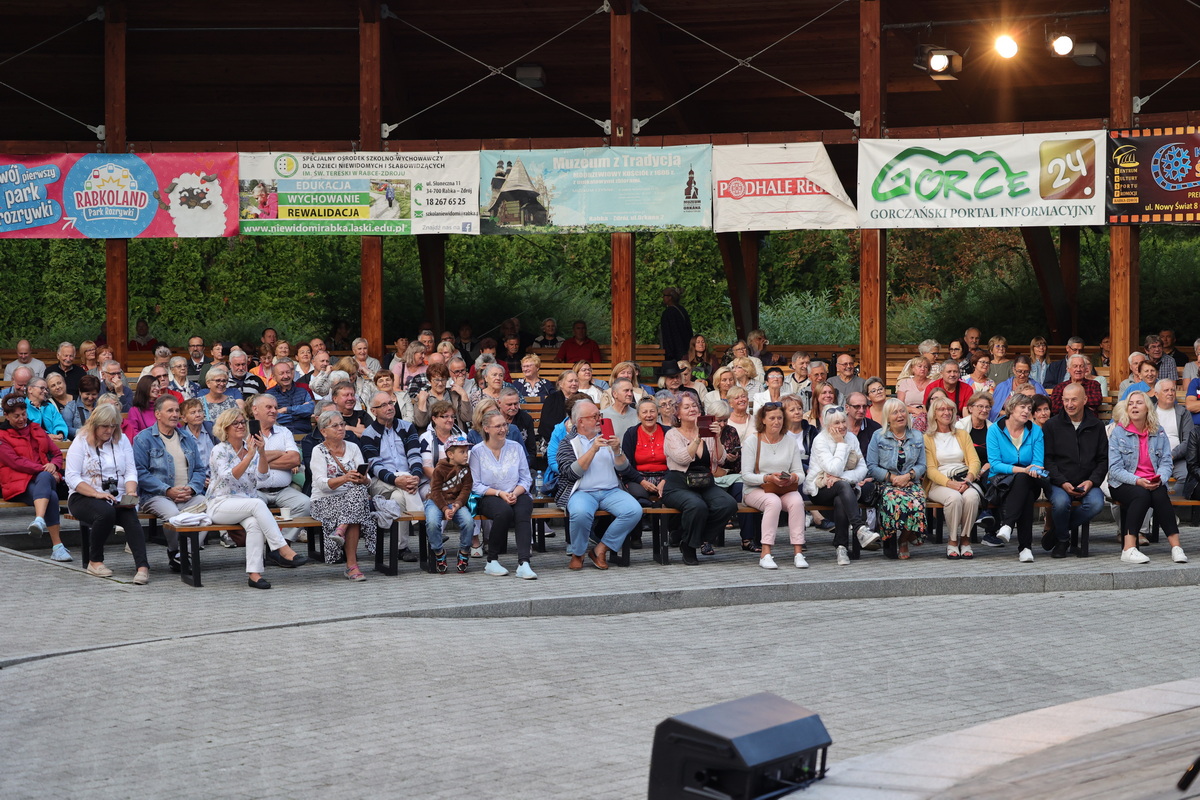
[635,0,858,131]
[1134,53,1200,113]
[0,7,103,70]
[381,3,611,133]
[0,78,105,139]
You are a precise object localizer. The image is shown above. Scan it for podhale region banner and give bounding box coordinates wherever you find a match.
[712,143,857,232]
[0,153,238,238]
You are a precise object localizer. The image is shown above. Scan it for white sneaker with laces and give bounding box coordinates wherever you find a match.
[1018,548,1034,563]
[1172,546,1188,563]
[856,526,880,548]
[758,554,778,570]
[794,553,808,569]
[484,560,509,576]
[1121,547,1150,564]
[836,545,850,566]
[515,562,537,580]
[997,525,1012,543]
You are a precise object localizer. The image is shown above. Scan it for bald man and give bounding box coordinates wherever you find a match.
[5,340,46,380]
[1041,383,1106,558]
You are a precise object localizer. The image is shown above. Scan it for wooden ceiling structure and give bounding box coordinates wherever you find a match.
[2,0,1197,378]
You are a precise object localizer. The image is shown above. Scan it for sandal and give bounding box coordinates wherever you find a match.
[960,544,974,559]
[741,540,762,553]
[946,543,960,559]
[433,549,448,575]
[457,550,470,573]
[700,542,716,556]
[898,543,911,560]
[330,525,346,547]
[344,565,366,582]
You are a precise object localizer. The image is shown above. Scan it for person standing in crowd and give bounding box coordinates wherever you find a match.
[659,287,693,363]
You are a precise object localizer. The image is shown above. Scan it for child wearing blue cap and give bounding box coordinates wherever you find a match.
[427,433,477,573]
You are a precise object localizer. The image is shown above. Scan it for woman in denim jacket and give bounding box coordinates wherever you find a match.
[1108,390,1188,565]
[867,398,928,559]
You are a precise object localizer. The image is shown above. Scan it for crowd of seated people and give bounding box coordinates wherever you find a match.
[2,320,1198,587]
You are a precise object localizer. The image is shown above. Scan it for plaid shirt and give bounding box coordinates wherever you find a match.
[1151,355,1178,382]
[1049,378,1102,415]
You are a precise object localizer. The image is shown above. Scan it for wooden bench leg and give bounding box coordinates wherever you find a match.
[306,523,322,563]
[534,517,547,553]
[611,532,631,567]
[1149,513,1161,544]
[849,528,861,561]
[653,516,670,565]
[375,520,400,576]
[1080,521,1090,557]
[177,531,202,587]
[930,508,944,544]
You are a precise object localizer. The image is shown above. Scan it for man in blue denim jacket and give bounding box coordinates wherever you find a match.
[267,360,315,435]
[133,395,207,567]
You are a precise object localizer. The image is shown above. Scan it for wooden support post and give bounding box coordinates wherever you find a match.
[417,235,447,334]
[1060,227,1080,336]
[609,2,635,365]
[717,233,759,341]
[104,2,128,366]
[740,233,760,333]
[1022,227,1072,344]
[360,0,384,359]
[1109,0,1140,385]
[858,0,886,381]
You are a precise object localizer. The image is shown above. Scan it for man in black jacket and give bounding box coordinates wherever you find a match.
[1042,383,1107,558]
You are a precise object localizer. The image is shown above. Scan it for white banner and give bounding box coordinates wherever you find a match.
[712,143,857,232]
[238,151,479,236]
[857,131,1106,228]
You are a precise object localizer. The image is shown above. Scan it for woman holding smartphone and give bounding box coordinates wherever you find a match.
[1109,391,1188,565]
[309,410,377,581]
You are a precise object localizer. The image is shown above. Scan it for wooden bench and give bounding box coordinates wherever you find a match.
[160,515,323,587]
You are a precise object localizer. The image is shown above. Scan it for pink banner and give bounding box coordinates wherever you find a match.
[0,153,238,238]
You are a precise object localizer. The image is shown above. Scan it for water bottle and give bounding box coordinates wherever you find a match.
[534,470,544,497]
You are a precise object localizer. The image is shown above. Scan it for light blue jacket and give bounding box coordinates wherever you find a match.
[1108,424,1173,489]
[26,401,67,438]
[986,417,1044,474]
[866,427,926,481]
[132,424,207,497]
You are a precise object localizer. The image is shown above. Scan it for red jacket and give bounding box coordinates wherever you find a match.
[0,421,64,500]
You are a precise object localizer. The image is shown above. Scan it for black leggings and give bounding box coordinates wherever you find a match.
[476,493,533,563]
[1111,482,1179,539]
[999,473,1040,550]
[810,480,865,548]
[68,494,148,569]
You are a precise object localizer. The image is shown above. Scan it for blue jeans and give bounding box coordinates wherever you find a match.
[566,487,643,556]
[1048,485,1104,543]
[423,499,476,552]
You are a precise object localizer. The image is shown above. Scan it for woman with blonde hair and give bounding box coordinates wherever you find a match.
[725,385,753,443]
[866,398,928,559]
[1028,336,1051,386]
[1108,391,1187,564]
[731,356,763,396]
[705,366,736,415]
[599,361,647,410]
[64,403,149,582]
[924,395,982,559]
[208,407,308,589]
[390,341,427,390]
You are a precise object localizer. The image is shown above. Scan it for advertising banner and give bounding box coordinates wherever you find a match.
[239,152,479,236]
[479,146,711,232]
[0,153,238,238]
[712,143,857,232]
[1108,128,1200,224]
[858,131,1106,228]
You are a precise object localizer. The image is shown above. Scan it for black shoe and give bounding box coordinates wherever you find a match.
[168,551,181,573]
[629,535,643,550]
[816,519,835,531]
[1041,530,1056,552]
[265,549,309,568]
[668,532,682,547]
[977,514,997,533]
[397,548,418,563]
[248,576,271,589]
[679,544,699,565]
[1051,542,1069,558]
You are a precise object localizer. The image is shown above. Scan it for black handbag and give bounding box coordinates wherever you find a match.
[685,464,714,490]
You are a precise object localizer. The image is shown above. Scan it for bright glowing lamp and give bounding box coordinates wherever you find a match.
[995,35,1018,59]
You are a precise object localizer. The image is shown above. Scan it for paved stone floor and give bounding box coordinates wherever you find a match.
[1,509,1197,798]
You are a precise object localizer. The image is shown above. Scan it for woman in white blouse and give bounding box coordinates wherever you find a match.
[208,408,308,589]
[741,402,807,570]
[65,404,149,583]
[923,396,982,559]
[804,407,879,566]
[470,409,536,579]
[750,367,788,416]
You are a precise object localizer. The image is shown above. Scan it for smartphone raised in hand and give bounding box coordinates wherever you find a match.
[600,418,615,440]
[356,463,369,476]
[248,419,261,438]
[697,414,715,431]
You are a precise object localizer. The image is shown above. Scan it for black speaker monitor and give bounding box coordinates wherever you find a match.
[648,692,830,800]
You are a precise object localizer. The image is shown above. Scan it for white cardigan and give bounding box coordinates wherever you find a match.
[803,431,868,495]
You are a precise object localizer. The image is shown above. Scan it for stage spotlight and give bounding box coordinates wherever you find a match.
[995,34,1018,58]
[1049,32,1075,56]
[914,44,963,81]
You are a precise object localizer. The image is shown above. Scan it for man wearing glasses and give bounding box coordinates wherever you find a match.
[99,360,133,411]
[360,390,424,562]
[844,392,880,454]
[249,393,311,544]
[990,356,1046,422]
[268,360,316,435]
[185,336,210,378]
[828,353,866,403]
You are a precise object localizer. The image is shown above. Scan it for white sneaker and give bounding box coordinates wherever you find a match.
[1121,547,1150,564]
[804,513,813,527]
[758,554,778,570]
[794,553,808,569]
[1173,546,1188,563]
[1018,548,1034,563]
[484,560,509,576]
[515,562,537,580]
[996,525,1012,543]
[836,545,850,566]
[856,526,880,548]
[114,525,125,535]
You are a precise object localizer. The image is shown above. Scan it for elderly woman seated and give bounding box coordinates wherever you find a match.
[514,354,553,402]
[168,356,203,400]
[804,407,879,565]
[0,396,70,562]
[63,375,102,440]
[201,366,240,421]
[309,409,377,581]
[866,398,928,560]
[897,356,936,423]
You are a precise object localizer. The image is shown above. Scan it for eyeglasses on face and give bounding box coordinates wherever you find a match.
[848,403,869,410]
